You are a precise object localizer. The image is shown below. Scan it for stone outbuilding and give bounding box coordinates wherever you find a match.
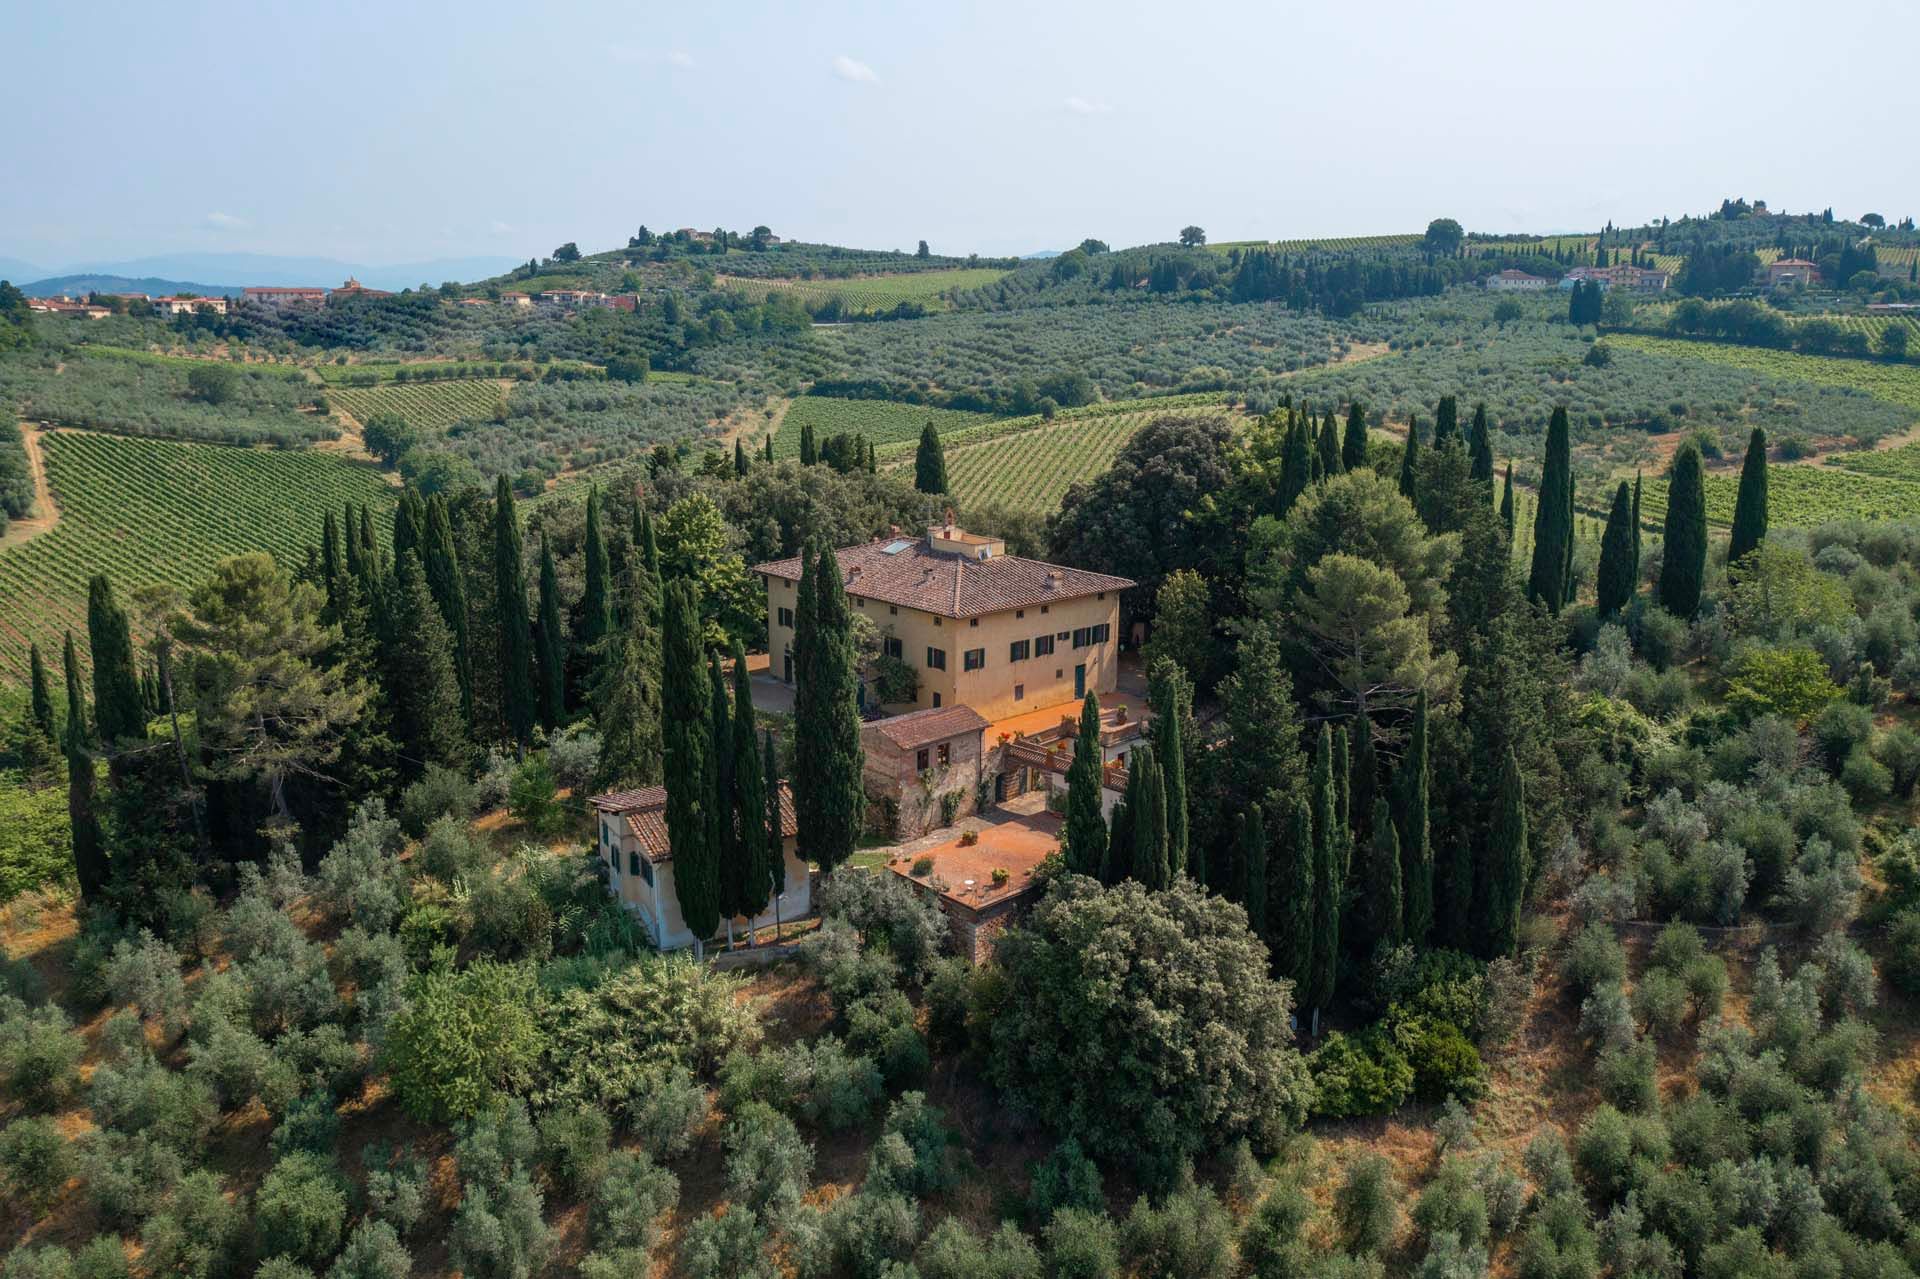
[860,704,990,838]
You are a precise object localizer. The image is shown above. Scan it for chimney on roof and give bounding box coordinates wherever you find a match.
[846,564,862,586]
[1044,569,1062,591]
[888,524,900,537]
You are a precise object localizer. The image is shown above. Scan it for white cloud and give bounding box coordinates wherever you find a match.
[488,220,515,236]
[609,43,695,68]
[204,211,250,231]
[832,54,878,83]
[1064,96,1110,115]
[668,49,695,68]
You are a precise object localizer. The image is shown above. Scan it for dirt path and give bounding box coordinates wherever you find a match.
[0,424,58,549]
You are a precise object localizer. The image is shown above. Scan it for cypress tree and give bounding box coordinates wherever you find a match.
[806,545,864,876]
[710,652,743,942]
[1349,713,1378,850]
[393,489,425,563]
[87,575,144,746]
[1278,412,1314,514]
[62,632,106,902]
[1398,415,1421,503]
[662,579,719,954]
[790,545,822,851]
[1432,395,1459,448]
[494,477,535,751]
[914,421,949,494]
[582,485,612,654]
[1595,480,1637,616]
[763,436,774,465]
[799,420,817,466]
[1275,797,1315,991]
[1148,661,1188,878]
[1237,807,1268,936]
[1306,726,1342,1016]
[535,538,566,731]
[1500,462,1515,542]
[634,510,664,630]
[1630,472,1643,583]
[29,642,56,742]
[1316,410,1342,477]
[733,439,748,478]
[1127,744,1169,889]
[1332,724,1351,875]
[1527,406,1574,613]
[1062,692,1108,878]
[1728,426,1769,570]
[1342,402,1369,473]
[732,645,774,938]
[1355,797,1403,956]
[1479,747,1528,958]
[1468,403,1494,483]
[1658,440,1708,621]
[320,511,344,616]
[423,495,474,727]
[1397,687,1428,944]
[763,729,786,934]
[343,502,363,579]
[359,505,382,579]
[589,590,664,792]
[1103,791,1133,886]
[388,550,469,772]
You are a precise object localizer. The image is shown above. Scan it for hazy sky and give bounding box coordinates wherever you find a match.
[4,0,1913,267]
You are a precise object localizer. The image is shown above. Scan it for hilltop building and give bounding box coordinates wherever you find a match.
[329,277,392,302]
[1767,258,1821,288]
[1485,269,1553,291]
[242,286,326,306]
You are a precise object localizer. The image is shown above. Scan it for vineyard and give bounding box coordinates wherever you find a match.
[1639,462,1920,530]
[886,398,1237,514]
[328,379,508,431]
[1606,334,1920,414]
[1210,233,1424,254]
[1825,439,1920,482]
[0,432,396,681]
[773,397,996,458]
[716,268,1008,314]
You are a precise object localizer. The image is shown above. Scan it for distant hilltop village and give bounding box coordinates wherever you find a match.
[21,276,641,319]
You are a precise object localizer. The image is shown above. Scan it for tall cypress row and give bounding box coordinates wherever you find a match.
[1276,797,1315,991]
[1595,480,1637,616]
[1528,405,1573,613]
[732,646,774,938]
[1238,807,1268,937]
[799,420,817,466]
[1128,743,1169,890]
[1658,440,1708,621]
[1728,426,1769,571]
[423,495,474,727]
[1062,692,1108,878]
[662,578,718,953]
[807,545,864,876]
[1398,415,1421,503]
[1341,402,1369,473]
[87,575,144,747]
[1149,662,1188,878]
[710,652,744,941]
[1398,690,1433,946]
[790,545,822,854]
[1356,798,1403,956]
[494,477,535,750]
[581,485,612,653]
[29,642,57,742]
[1306,725,1342,1016]
[62,632,106,902]
[388,549,469,773]
[535,538,566,731]
[1478,747,1528,958]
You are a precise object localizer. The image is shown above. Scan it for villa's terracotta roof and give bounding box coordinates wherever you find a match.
[590,782,797,864]
[864,705,990,752]
[754,537,1133,619]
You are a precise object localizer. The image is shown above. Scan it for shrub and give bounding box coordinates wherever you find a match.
[315,800,408,932]
[139,1170,248,1279]
[2,1247,76,1279]
[916,1218,1042,1279]
[360,1143,428,1236]
[1596,1039,1659,1113]
[89,1053,218,1151]
[1311,1029,1414,1118]
[1045,1208,1121,1279]
[587,1150,678,1255]
[1120,1178,1235,1279]
[382,961,541,1124]
[1564,925,1627,1001]
[507,757,562,834]
[816,870,949,978]
[677,1207,775,1279]
[1886,909,1920,995]
[1029,1137,1104,1223]
[104,932,188,1038]
[255,1151,348,1267]
[868,1091,963,1197]
[0,1002,84,1111]
[623,1064,706,1158]
[80,1131,184,1228]
[1394,1017,1485,1104]
[68,1239,129,1279]
[324,1221,411,1279]
[846,989,929,1088]
[416,817,484,884]
[797,921,899,1012]
[448,1170,551,1279]
[269,1090,341,1157]
[0,1117,72,1213]
[1335,1155,1401,1256]
[399,765,476,837]
[724,1102,812,1217]
[720,1038,883,1132]
[1411,1158,1488,1249]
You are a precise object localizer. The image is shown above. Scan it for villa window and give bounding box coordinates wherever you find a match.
[937,743,951,766]
[917,748,930,771]
[1009,639,1030,662]
[963,648,985,671]
[926,647,947,671]
[777,607,794,628]
[1034,635,1054,656]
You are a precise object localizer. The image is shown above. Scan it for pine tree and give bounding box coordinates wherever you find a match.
[1478,747,1528,958]
[1468,403,1494,483]
[1237,807,1268,936]
[1596,481,1637,616]
[1316,410,1342,477]
[1148,661,1188,878]
[1658,440,1708,621]
[1728,426,1769,571]
[1355,798,1403,956]
[1062,692,1108,878]
[1342,402,1369,473]
[662,579,718,954]
[87,575,144,747]
[732,646,774,940]
[28,642,56,742]
[710,652,743,942]
[535,538,566,731]
[1127,744,1169,889]
[581,485,612,654]
[423,495,474,727]
[1398,415,1421,503]
[804,545,864,876]
[1275,797,1315,990]
[62,632,106,902]
[1528,406,1574,613]
[388,550,469,773]
[1500,462,1515,542]
[494,477,535,751]
[1306,727,1342,1016]
[914,421,949,494]
[1432,395,1459,448]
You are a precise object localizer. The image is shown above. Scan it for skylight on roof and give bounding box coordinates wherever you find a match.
[881,539,913,554]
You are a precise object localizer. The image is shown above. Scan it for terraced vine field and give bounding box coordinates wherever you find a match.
[0,432,395,681]
[328,379,507,431]
[1607,334,1920,414]
[1639,462,1920,531]
[718,268,1009,314]
[772,398,997,457]
[1210,233,1423,254]
[1825,440,1920,482]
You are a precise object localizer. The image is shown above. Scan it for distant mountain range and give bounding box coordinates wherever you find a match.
[6,252,524,296]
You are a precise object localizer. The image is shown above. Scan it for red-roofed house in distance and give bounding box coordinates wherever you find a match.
[329,277,393,303]
[587,781,811,951]
[242,285,327,307]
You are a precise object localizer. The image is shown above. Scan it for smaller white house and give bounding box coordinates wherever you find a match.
[589,782,810,951]
[1486,269,1553,292]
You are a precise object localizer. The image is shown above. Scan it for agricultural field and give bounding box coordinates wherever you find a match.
[1825,439,1920,482]
[327,378,507,431]
[313,358,595,385]
[1640,460,1920,530]
[0,346,334,447]
[891,398,1237,513]
[1209,232,1424,254]
[0,432,395,680]
[1607,333,1920,414]
[771,396,996,457]
[716,267,1009,313]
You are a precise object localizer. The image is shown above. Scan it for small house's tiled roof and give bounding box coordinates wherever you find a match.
[754,536,1133,619]
[589,781,797,865]
[865,705,990,752]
